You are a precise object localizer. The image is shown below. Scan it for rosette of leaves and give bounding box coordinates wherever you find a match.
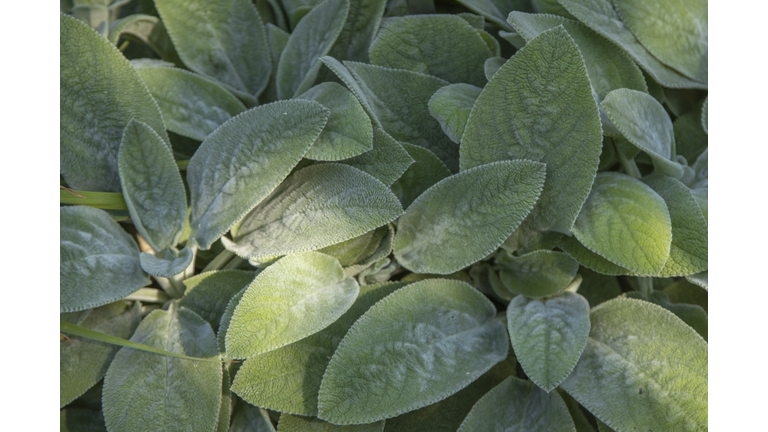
[60,0,707,431]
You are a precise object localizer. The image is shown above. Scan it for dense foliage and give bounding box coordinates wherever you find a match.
[60,0,708,431]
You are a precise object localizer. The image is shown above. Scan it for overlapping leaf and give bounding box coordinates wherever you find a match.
[139,247,194,278]
[180,270,257,332]
[496,250,579,298]
[428,84,481,144]
[339,127,413,186]
[390,144,451,208]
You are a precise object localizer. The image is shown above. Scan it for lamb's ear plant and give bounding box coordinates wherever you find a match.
[60,1,707,431]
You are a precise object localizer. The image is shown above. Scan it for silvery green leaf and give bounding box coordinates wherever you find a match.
[339,127,413,186]
[229,401,277,432]
[642,175,707,277]
[342,61,459,171]
[701,97,708,134]
[394,160,546,275]
[60,409,107,432]
[139,247,194,278]
[282,0,322,28]
[572,172,672,276]
[103,305,222,432]
[601,89,684,178]
[674,102,708,164]
[231,282,405,416]
[216,367,232,432]
[277,415,384,431]
[107,14,182,64]
[559,391,598,432]
[60,13,169,192]
[498,29,526,49]
[118,119,187,251]
[482,56,505,81]
[506,292,590,392]
[324,0,388,64]
[559,236,631,276]
[319,57,377,120]
[298,82,373,161]
[72,3,109,35]
[225,164,403,259]
[457,376,577,432]
[218,287,248,354]
[319,230,378,267]
[427,83,481,144]
[577,268,621,307]
[457,12,485,29]
[556,0,705,89]
[136,67,247,141]
[276,0,350,99]
[61,302,141,407]
[61,206,149,312]
[501,223,564,255]
[391,143,451,209]
[626,291,707,340]
[261,23,292,104]
[664,279,708,313]
[453,0,519,30]
[560,298,707,432]
[317,279,509,424]
[187,100,329,249]
[497,250,579,298]
[155,0,271,99]
[343,225,395,278]
[686,271,708,291]
[226,252,359,358]
[460,27,603,234]
[611,0,707,83]
[478,29,501,56]
[180,270,257,332]
[369,15,492,87]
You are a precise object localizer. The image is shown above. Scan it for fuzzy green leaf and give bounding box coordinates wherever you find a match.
[394,160,546,275]
[318,279,509,425]
[339,127,413,186]
[686,271,708,291]
[453,0,520,29]
[483,56,505,81]
[180,270,257,332]
[559,237,631,276]
[391,143,451,209]
[217,287,247,354]
[139,247,194,278]
[427,83,481,144]
[229,402,277,432]
[325,0,388,64]
[497,250,579,298]
[108,14,182,64]
[278,416,384,432]
[319,231,379,267]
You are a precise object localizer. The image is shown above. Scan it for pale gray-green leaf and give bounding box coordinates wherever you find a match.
[453,0,520,29]
[460,26,603,234]
[226,252,358,358]
[483,56,505,81]
[560,298,707,432]
[559,237,631,276]
[507,292,590,392]
[180,270,257,332]
[319,230,378,267]
[61,206,149,312]
[686,271,708,291]
[278,415,384,432]
[427,83,481,144]
[394,160,546,275]
[324,0,387,64]
[318,279,509,424]
[626,291,707,340]
[61,13,169,192]
[187,100,329,249]
[261,23,292,103]
[339,127,413,186]
[108,14,182,64]
[391,143,451,209]
[497,250,579,298]
[139,247,194,278]
[218,287,248,354]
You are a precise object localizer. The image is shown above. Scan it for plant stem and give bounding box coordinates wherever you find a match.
[222,256,246,270]
[638,277,654,299]
[615,141,641,179]
[202,249,236,273]
[126,288,171,303]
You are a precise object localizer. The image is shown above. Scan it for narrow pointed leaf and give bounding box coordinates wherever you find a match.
[278,415,384,432]
[391,143,451,209]
[339,127,413,186]
[180,270,257,331]
[59,190,127,210]
[428,83,481,144]
[139,247,194,278]
[497,250,579,298]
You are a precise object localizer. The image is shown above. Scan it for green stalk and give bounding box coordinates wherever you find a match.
[60,189,128,210]
[638,277,654,299]
[222,256,246,270]
[125,288,171,303]
[614,141,641,179]
[202,249,236,273]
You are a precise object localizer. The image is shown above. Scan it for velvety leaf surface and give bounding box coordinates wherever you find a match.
[325,0,387,64]
[61,302,141,407]
[560,298,707,432]
[60,13,168,192]
[318,279,509,424]
[229,401,277,432]
[457,376,577,432]
[460,26,603,234]
[137,67,247,141]
[483,56,505,81]
[277,0,350,99]
[225,164,403,259]
[454,0,519,29]
[559,236,631,276]
[394,160,546,275]
[339,127,413,186]
[139,247,194,278]
[497,250,579,298]
[108,14,182,64]
[572,172,672,276]
[507,292,590,392]
[299,82,373,161]
[218,287,248,354]
[60,206,149,312]
[686,271,708,291]
[278,415,384,432]
[187,100,329,249]
[231,282,406,416]
[427,84,482,144]
[226,252,358,358]
[626,291,708,340]
[155,0,271,98]
[118,119,187,251]
[369,15,492,86]
[103,305,223,432]
[390,143,451,209]
[180,270,257,332]
[319,231,378,267]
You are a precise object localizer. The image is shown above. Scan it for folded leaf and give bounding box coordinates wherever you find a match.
[453,0,520,30]
[507,292,590,392]
[225,164,403,259]
[339,127,413,186]
[318,279,509,424]
[394,160,546,275]
[560,298,707,432]
[686,271,708,291]
[187,100,329,249]
[107,14,182,65]
[60,13,169,192]
[497,250,579,298]
[428,83,481,144]
[483,56,505,81]
[180,270,257,332]
[391,143,451,209]
[343,225,395,278]
[319,230,379,267]
[278,415,384,431]
[226,252,359,358]
[460,26,603,234]
[559,237,631,276]
[61,206,149,312]
[139,247,194,278]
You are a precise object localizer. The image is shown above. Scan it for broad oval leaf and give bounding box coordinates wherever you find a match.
[339,127,413,187]
[276,0,350,99]
[390,143,451,209]
[299,82,373,161]
[457,376,577,432]
[180,270,257,332]
[226,252,359,358]
[186,100,329,249]
[428,83,481,144]
[572,172,672,276]
[394,160,546,275]
[369,15,492,87]
[460,26,603,234]
[136,67,247,141]
[497,250,579,298]
[118,119,187,251]
[139,247,194,278]
[61,206,149,312]
[155,0,271,98]
[103,305,222,432]
[560,298,707,432]
[60,13,169,192]
[317,279,509,425]
[506,292,590,392]
[224,164,403,259]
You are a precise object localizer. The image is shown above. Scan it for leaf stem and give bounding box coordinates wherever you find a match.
[126,288,171,303]
[222,256,246,270]
[202,249,236,273]
[638,277,654,299]
[615,141,641,179]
